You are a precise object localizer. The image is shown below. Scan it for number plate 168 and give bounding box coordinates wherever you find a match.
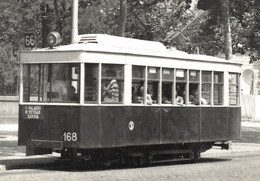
[63,132,78,142]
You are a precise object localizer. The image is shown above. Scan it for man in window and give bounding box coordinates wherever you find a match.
[102,79,119,102]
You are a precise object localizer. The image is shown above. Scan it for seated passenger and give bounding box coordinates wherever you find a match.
[134,86,152,105]
[189,89,208,105]
[175,85,185,105]
[102,79,119,102]
[67,85,77,101]
[189,89,199,105]
[175,94,184,105]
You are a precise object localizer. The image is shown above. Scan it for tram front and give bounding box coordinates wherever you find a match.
[18,43,83,156]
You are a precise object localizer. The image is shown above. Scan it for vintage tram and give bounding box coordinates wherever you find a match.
[18,33,241,164]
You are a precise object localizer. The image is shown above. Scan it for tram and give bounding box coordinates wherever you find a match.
[18,33,241,164]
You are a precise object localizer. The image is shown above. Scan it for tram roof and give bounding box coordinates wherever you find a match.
[21,34,241,65]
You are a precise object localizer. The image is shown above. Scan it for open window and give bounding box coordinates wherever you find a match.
[176,69,187,105]
[229,73,239,105]
[162,68,174,104]
[132,66,145,104]
[85,63,99,104]
[101,64,124,103]
[214,72,223,105]
[148,67,160,104]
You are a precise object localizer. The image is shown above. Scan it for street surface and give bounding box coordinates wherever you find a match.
[0,122,259,181]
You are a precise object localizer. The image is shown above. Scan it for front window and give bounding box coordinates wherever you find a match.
[23,63,80,103]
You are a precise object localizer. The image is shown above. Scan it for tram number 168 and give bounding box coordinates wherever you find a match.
[63,132,78,142]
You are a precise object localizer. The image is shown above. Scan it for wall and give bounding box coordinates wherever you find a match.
[241,95,260,121]
[0,96,19,124]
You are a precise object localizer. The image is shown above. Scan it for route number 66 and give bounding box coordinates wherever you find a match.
[63,132,78,142]
[24,33,36,48]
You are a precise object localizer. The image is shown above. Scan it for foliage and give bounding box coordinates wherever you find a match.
[0,44,19,95]
[195,0,260,61]
[1,0,260,95]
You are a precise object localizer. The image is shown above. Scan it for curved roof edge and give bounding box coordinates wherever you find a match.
[78,34,166,52]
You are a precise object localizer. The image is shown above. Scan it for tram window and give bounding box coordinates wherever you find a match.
[162,68,174,104]
[189,70,200,105]
[46,64,80,103]
[23,63,79,103]
[189,70,199,82]
[148,67,160,104]
[176,69,186,81]
[85,64,99,103]
[132,66,145,104]
[101,64,124,103]
[176,69,187,105]
[214,72,223,105]
[202,71,212,104]
[23,64,49,102]
[229,73,239,105]
[176,83,185,105]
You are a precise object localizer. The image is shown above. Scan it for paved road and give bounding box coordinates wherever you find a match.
[0,122,260,175]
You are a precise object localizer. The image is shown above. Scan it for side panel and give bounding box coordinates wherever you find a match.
[228,107,241,140]
[100,107,126,147]
[201,107,228,141]
[126,106,160,146]
[79,107,101,148]
[160,107,200,143]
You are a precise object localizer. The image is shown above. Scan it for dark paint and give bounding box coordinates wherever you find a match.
[18,105,241,150]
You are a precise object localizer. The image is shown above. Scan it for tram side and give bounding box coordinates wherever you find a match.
[18,39,241,162]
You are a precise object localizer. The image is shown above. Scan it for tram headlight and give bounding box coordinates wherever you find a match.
[47,32,62,48]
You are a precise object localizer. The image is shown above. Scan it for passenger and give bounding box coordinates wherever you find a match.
[67,85,77,101]
[175,94,184,105]
[189,88,208,105]
[132,86,139,103]
[175,85,184,105]
[138,86,153,105]
[102,79,119,102]
[189,89,200,105]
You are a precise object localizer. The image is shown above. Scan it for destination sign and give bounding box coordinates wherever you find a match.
[23,105,44,119]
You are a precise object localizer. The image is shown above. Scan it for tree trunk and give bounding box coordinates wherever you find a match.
[117,0,127,37]
[41,2,50,48]
[220,0,232,60]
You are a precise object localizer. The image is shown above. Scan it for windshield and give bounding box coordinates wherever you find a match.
[23,63,80,103]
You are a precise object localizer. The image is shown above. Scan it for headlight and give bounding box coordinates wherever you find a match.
[47,32,62,48]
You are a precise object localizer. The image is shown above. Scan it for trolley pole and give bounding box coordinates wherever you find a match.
[71,0,78,44]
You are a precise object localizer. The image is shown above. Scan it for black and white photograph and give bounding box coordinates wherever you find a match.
[0,0,260,180]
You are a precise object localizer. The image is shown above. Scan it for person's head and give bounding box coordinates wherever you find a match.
[67,85,76,100]
[191,89,198,97]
